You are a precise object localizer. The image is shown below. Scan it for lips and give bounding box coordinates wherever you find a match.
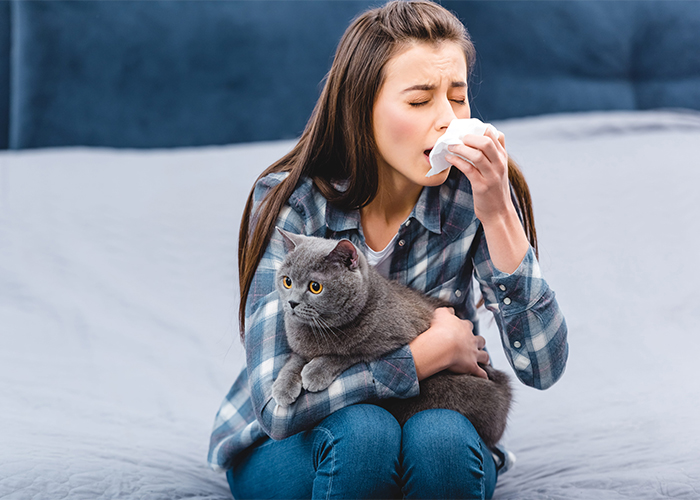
[424,148,433,164]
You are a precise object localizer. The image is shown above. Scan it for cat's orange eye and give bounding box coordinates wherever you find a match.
[282,276,292,289]
[308,281,323,294]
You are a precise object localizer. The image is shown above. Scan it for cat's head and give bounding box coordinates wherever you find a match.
[275,228,370,329]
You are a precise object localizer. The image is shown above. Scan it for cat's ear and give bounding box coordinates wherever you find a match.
[277,228,303,253]
[327,239,359,271]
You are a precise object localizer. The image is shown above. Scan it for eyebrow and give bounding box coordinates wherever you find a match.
[402,81,467,92]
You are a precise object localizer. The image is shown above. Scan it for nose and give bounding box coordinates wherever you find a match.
[289,300,299,309]
[435,97,458,131]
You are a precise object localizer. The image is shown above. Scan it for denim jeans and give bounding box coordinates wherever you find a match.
[227,404,497,499]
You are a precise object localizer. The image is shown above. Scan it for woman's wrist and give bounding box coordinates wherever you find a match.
[409,327,452,381]
[480,205,530,274]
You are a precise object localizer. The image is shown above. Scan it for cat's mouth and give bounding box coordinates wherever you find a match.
[287,307,312,321]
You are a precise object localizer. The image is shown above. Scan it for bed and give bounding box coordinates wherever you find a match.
[2,2,699,499]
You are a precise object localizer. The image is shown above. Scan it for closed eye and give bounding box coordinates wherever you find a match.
[410,99,466,107]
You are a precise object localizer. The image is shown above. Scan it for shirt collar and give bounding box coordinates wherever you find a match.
[326,202,362,233]
[411,185,442,234]
[413,172,476,240]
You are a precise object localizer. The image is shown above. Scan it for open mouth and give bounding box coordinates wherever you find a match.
[423,149,433,165]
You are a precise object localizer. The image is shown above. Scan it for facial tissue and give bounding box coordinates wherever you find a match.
[426,118,499,177]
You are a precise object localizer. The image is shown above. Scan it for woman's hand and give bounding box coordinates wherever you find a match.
[409,307,489,381]
[445,127,510,226]
[445,128,530,274]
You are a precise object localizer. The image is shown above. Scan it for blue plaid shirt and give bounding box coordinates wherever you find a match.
[208,170,568,472]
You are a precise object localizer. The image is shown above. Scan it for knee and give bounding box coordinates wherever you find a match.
[402,410,490,499]
[403,408,482,457]
[313,405,403,498]
[315,404,402,460]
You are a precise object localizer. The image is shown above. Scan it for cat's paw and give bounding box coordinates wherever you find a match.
[272,373,302,407]
[301,358,337,393]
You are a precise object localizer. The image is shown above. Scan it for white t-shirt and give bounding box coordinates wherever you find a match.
[364,233,398,278]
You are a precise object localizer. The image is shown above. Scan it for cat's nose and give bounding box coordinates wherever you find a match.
[288,300,300,309]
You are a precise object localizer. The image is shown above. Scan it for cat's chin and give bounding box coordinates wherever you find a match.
[283,304,317,322]
[293,317,320,327]
[285,312,313,325]
[286,312,335,329]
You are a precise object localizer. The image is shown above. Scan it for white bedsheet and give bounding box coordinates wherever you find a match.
[1,110,699,499]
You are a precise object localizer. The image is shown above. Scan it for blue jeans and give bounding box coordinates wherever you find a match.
[227,404,497,499]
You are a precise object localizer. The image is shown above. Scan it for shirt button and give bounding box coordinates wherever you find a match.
[398,240,405,247]
[455,290,462,297]
[513,341,522,349]
[405,220,411,227]
[499,284,506,291]
[503,297,512,305]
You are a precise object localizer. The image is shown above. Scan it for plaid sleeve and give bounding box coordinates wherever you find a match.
[244,174,420,441]
[208,368,267,472]
[473,233,568,390]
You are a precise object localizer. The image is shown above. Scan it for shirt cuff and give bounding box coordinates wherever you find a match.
[490,246,548,317]
[368,345,420,400]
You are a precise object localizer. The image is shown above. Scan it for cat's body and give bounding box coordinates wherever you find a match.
[272,229,512,447]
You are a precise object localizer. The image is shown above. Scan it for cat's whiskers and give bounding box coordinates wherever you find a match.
[307,317,325,351]
[309,316,339,349]
[315,316,345,345]
[311,318,333,348]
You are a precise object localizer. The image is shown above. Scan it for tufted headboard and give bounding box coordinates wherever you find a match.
[1,0,699,150]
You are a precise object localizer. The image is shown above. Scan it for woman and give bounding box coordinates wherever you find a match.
[209,1,568,498]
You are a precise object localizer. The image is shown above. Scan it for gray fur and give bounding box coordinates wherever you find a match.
[272,229,512,447]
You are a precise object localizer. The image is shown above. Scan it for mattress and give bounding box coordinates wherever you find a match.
[1,110,699,499]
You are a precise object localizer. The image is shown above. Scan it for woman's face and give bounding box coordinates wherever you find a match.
[373,42,470,188]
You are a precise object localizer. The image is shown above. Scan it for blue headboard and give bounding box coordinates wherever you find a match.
[2,0,700,150]
[0,1,10,149]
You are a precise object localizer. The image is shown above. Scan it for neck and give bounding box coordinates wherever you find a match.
[361,167,422,251]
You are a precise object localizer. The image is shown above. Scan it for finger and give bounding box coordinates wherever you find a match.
[432,307,455,321]
[447,142,483,165]
[474,335,486,350]
[444,151,483,181]
[475,365,489,380]
[462,132,505,168]
[484,126,506,151]
[477,350,490,366]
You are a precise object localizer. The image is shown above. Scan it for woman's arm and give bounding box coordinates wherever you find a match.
[445,128,568,388]
[445,127,530,274]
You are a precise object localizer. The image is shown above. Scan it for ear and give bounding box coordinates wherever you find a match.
[327,239,359,270]
[276,227,304,253]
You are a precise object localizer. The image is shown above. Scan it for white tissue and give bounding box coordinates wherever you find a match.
[426,118,498,177]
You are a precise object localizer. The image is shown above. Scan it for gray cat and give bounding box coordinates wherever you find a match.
[271,229,512,447]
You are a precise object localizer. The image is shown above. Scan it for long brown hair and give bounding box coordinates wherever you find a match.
[238,0,537,336]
